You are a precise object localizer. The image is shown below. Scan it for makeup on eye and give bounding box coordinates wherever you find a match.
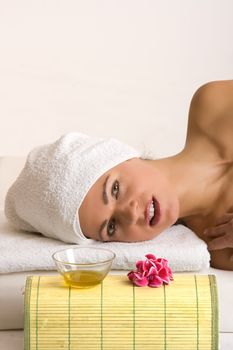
[111,180,120,199]
[106,179,120,238]
[107,218,116,237]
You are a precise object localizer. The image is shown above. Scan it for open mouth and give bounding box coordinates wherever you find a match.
[147,197,161,226]
[149,199,155,224]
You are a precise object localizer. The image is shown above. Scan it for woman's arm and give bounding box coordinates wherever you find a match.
[209,248,233,271]
[205,207,233,249]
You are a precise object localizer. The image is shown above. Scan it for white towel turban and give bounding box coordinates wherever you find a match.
[4,132,140,244]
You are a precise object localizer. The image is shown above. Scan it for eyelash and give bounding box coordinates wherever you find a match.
[107,180,120,237]
[111,180,119,199]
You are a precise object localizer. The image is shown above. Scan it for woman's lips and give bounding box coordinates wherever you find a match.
[151,197,161,226]
[146,197,161,226]
[146,200,152,225]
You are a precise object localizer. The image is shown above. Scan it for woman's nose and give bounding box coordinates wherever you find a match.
[118,199,139,225]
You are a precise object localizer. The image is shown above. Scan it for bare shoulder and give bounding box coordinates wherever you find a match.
[190,80,233,115]
[185,80,233,158]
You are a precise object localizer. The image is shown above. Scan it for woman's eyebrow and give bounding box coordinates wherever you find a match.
[98,175,110,241]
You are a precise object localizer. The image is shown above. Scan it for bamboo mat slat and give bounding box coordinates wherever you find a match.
[24,274,218,350]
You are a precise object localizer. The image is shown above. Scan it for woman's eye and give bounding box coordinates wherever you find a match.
[107,181,119,238]
[107,219,116,237]
[111,180,119,199]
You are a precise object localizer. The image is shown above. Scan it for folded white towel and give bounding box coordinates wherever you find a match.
[0,211,210,273]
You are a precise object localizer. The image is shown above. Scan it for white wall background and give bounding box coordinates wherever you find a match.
[0,0,232,157]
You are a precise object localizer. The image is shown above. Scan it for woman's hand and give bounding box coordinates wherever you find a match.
[204,207,233,256]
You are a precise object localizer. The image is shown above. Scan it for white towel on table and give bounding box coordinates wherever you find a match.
[0,211,210,273]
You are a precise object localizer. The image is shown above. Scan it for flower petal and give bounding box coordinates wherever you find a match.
[145,253,156,260]
[158,267,173,284]
[155,261,163,271]
[147,266,158,276]
[133,277,148,287]
[136,260,144,271]
[148,275,163,287]
[127,271,136,281]
[157,258,168,265]
[127,271,148,287]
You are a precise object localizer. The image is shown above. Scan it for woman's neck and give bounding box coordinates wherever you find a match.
[146,149,225,220]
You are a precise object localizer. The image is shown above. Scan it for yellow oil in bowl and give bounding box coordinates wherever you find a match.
[63,270,105,288]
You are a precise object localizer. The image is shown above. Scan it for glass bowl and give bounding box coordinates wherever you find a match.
[52,247,115,288]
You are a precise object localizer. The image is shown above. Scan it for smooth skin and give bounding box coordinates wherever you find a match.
[79,80,233,270]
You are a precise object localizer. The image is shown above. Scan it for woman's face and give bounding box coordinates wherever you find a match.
[78,158,179,242]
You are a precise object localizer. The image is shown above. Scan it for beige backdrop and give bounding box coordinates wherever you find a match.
[0,0,233,157]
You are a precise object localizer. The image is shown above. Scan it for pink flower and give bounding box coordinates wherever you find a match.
[127,253,173,288]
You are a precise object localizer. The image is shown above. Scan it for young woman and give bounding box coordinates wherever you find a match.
[5,80,233,270]
[79,80,233,270]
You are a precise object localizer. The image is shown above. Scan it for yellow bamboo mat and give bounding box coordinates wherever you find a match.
[24,274,218,350]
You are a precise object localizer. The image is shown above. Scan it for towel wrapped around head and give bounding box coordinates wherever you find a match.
[4,132,140,244]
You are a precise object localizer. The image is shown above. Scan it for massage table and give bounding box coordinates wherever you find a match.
[1,156,233,349]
